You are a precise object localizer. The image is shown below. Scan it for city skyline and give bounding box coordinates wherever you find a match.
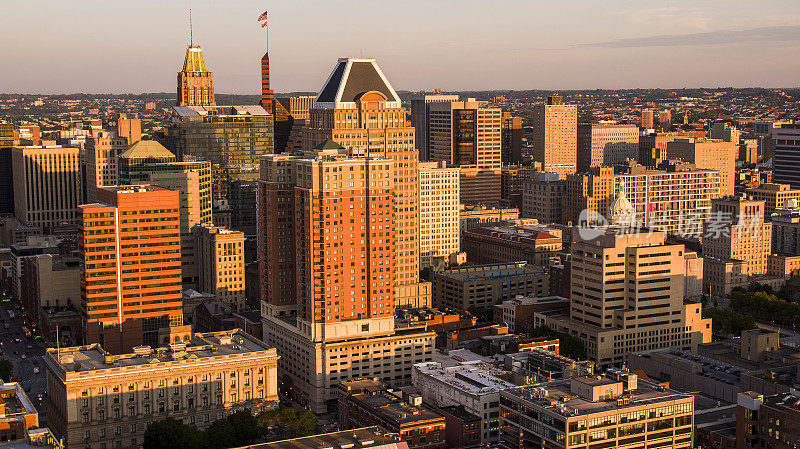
[4,0,800,94]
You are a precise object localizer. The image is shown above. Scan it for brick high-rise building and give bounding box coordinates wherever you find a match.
[177,45,216,107]
[667,138,737,196]
[79,186,185,354]
[12,145,82,231]
[303,58,430,308]
[410,94,460,162]
[530,96,577,178]
[258,144,435,413]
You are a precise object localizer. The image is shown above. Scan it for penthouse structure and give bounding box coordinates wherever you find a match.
[461,222,563,267]
[338,378,446,449]
[500,372,694,449]
[534,228,712,368]
[258,146,435,413]
[79,186,185,354]
[45,330,279,449]
[413,361,516,443]
[433,262,548,311]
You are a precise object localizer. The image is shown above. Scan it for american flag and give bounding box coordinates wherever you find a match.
[258,10,268,27]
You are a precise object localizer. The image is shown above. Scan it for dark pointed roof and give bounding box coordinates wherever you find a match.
[315,58,401,106]
[313,139,344,151]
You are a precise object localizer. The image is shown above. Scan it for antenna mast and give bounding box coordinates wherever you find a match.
[189,6,193,46]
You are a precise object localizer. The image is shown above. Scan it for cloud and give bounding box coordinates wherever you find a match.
[585,25,800,48]
[612,6,712,32]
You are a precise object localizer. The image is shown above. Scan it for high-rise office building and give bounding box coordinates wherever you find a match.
[177,45,216,106]
[117,113,142,144]
[0,146,12,215]
[703,195,772,296]
[117,140,178,184]
[258,146,435,413]
[773,125,800,189]
[410,94,460,161]
[667,137,737,196]
[79,185,185,354]
[12,145,82,231]
[502,113,524,165]
[530,96,577,177]
[194,225,246,311]
[428,99,502,170]
[418,161,460,269]
[710,122,741,143]
[172,105,274,201]
[0,122,13,147]
[771,200,800,256]
[534,228,712,368]
[85,132,128,202]
[641,108,654,129]
[303,57,430,308]
[577,123,639,171]
[277,95,316,122]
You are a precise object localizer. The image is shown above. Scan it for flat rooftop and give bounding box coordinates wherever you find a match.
[503,376,692,418]
[439,262,545,281]
[47,330,275,374]
[0,382,37,419]
[414,361,515,396]
[355,394,443,425]
[244,427,406,449]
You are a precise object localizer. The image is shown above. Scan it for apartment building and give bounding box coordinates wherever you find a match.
[530,96,577,178]
[534,228,712,368]
[12,145,82,231]
[258,147,435,413]
[45,330,279,449]
[338,379,446,449]
[500,372,694,449]
[703,196,772,296]
[433,262,548,311]
[667,138,736,196]
[577,123,639,172]
[521,172,564,224]
[413,361,515,443]
[419,161,460,269]
[193,226,246,311]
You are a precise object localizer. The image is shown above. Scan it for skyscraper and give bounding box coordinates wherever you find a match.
[530,96,577,178]
[258,145,435,412]
[117,113,142,144]
[85,132,128,202]
[79,185,185,354]
[502,112,524,165]
[428,99,502,170]
[172,105,274,200]
[177,45,216,107]
[418,161,460,268]
[641,108,654,129]
[773,125,800,189]
[303,58,430,308]
[12,145,82,231]
[409,94,460,161]
[194,225,246,311]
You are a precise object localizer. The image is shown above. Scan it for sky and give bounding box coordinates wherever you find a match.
[3,0,800,94]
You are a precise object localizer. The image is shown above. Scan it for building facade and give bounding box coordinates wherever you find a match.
[193,226,246,312]
[177,45,216,107]
[577,123,639,172]
[773,126,800,189]
[410,94,460,162]
[433,262,549,311]
[85,133,128,203]
[530,96,577,178]
[419,161,460,269]
[428,100,502,170]
[521,172,564,224]
[667,138,736,196]
[79,186,185,354]
[45,330,278,449]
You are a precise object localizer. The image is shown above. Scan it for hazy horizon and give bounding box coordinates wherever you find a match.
[4,0,800,94]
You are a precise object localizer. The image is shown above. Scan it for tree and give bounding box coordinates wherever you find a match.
[144,418,207,449]
[0,360,11,382]
[256,407,318,441]
[703,307,755,336]
[530,326,587,360]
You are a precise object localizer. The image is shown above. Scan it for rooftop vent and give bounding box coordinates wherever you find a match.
[169,342,187,352]
[60,354,75,364]
[133,346,152,356]
[104,355,116,365]
[219,336,232,345]
[358,440,374,447]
